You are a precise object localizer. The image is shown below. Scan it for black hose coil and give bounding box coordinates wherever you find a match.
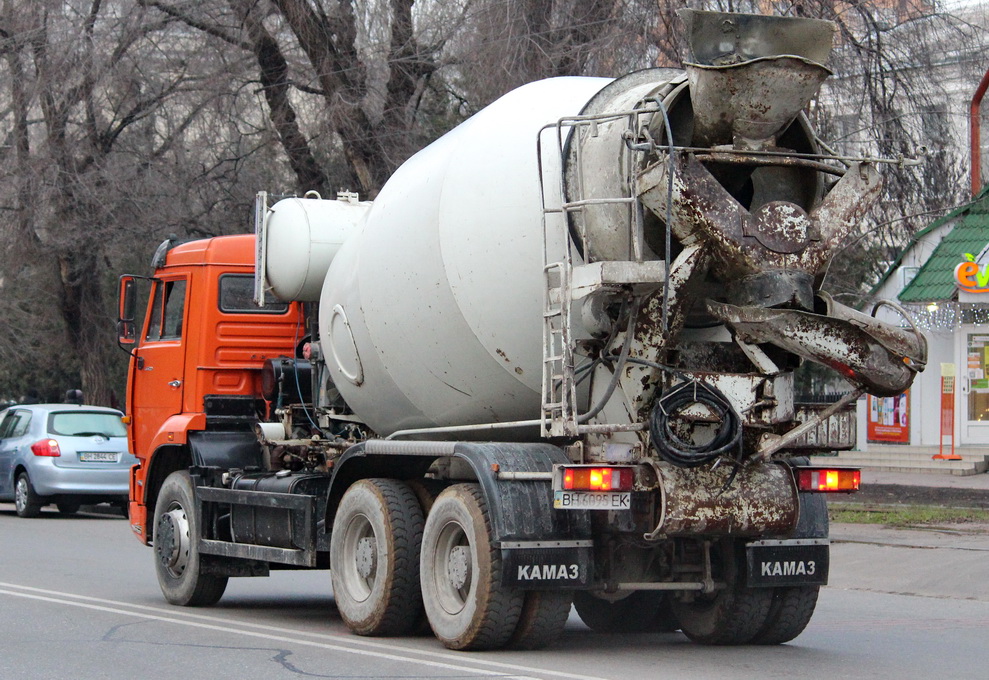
[649,380,742,468]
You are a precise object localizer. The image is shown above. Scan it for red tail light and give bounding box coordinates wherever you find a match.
[794,467,860,493]
[31,439,62,457]
[562,467,633,492]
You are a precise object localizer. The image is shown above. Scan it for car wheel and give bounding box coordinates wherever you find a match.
[153,470,227,606]
[56,502,81,516]
[14,472,43,518]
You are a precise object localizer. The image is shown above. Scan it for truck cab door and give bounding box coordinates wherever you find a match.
[131,277,188,458]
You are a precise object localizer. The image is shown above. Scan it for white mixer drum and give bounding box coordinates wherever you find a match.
[319,74,686,436]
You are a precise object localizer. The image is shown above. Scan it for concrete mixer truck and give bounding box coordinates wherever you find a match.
[117,10,926,651]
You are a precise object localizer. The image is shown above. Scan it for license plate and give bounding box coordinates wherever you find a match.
[79,451,118,463]
[746,540,829,587]
[553,490,630,510]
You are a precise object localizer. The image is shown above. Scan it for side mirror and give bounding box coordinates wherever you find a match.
[117,276,137,345]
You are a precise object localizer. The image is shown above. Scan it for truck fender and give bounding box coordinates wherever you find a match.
[138,431,261,544]
[788,457,829,539]
[187,431,263,469]
[327,440,593,587]
[146,413,206,453]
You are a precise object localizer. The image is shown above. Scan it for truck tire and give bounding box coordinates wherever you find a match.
[407,478,446,516]
[670,539,772,645]
[508,591,573,649]
[750,585,819,644]
[14,472,44,518]
[574,591,678,633]
[406,478,448,635]
[420,484,524,650]
[330,479,425,636]
[153,470,227,606]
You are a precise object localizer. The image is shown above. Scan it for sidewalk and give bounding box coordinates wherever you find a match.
[861,469,989,490]
[833,469,989,508]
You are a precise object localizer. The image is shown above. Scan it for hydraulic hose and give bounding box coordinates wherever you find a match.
[649,380,742,468]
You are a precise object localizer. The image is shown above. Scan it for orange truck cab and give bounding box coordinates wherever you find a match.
[118,234,303,543]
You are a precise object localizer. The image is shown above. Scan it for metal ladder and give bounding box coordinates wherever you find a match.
[537,110,658,438]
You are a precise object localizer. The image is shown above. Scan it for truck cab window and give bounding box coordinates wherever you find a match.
[146,279,187,341]
[219,274,288,313]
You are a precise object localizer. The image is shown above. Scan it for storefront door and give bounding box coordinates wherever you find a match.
[959,328,989,444]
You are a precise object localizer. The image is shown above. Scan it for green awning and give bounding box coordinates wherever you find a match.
[870,188,989,303]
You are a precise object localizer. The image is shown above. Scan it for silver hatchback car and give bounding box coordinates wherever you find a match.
[0,404,137,517]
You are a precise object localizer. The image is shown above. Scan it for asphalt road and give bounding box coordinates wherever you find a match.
[1,504,987,680]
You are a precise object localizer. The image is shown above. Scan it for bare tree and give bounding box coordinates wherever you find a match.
[0,0,291,404]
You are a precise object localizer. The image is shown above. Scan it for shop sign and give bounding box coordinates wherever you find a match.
[867,390,910,444]
[954,253,989,293]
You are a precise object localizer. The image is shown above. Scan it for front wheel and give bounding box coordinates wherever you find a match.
[153,470,227,606]
[14,472,43,518]
[330,479,425,636]
[420,484,524,650]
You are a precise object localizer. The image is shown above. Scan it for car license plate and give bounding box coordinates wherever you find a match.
[553,490,630,510]
[79,451,118,463]
[746,539,829,587]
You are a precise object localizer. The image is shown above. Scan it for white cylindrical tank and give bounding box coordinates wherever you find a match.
[265,196,371,302]
[319,73,678,436]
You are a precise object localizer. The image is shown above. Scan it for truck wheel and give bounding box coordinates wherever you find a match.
[420,483,524,650]
[574,591,678,633]
[508,590,573,649]
[670,539,772,645]
[406,478,447,635]
[14,472,43,518]
[750,586,820,644]
[407,478,446,516]
[330,479,425,636]
[153,470,227,606]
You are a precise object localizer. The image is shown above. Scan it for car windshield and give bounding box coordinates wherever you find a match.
[48,411,126,438]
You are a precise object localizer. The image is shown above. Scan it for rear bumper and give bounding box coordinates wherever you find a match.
[29,459,131,498]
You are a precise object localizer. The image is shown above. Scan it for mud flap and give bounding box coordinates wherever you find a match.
[501,541,594,589]
[745,538,829,587]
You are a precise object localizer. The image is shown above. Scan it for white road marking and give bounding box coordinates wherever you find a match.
[0,581,607,680]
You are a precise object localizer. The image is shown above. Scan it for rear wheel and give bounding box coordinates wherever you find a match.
[508,590,573,649]
[751,586,820,644]
[153,470,227,606]
[330,479,425,636]
[670,539,772,645]
[407,479,446,516]
[56,502,81,516]
[574,591,678,633]
[14,472,43,518]
[420,484,524,650]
